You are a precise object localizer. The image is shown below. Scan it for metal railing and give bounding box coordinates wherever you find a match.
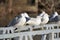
[0,23,60,40]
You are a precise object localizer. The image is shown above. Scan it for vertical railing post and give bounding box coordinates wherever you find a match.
[41,34,47,40]
[3,29,6,40]
[57,26,59,38]
[29,35,33,40]
[51,32,54,40]
[30,26,33,31]
[49,32,54,40]
[51,26,54,40]
[19,35,23,40]
[7,29,10,40]
[25,35,28,40]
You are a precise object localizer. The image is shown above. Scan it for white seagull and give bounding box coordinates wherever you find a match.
[8,13,26,27]
[26,16,42,26]
[13,13,28,32]
[39,11,49,25]
[14,13,26,27]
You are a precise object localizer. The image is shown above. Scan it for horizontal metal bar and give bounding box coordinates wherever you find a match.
[0,29,60,39]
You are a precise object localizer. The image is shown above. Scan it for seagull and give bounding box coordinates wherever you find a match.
[14,13,26,27]
[7,13,26,27]
[39,11,49,25]
[41,13,49,25]
[26,16,42,26]
[49,11,59,22]
[23,12,42,26]
[23,12,30,22]
[14,13,27,32]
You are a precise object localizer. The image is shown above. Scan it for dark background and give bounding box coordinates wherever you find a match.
[0,0,60,26]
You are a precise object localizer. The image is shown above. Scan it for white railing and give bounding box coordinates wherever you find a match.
[0,23,60,40]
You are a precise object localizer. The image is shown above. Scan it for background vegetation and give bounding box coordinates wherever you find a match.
[0,0,60,26]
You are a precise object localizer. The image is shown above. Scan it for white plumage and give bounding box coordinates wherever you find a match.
[14,13,26,27]
[23,12,42,26]
[23,12,30,18]
[39,11,49,25]
[23,12,31,22]
[26,16,42,26]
